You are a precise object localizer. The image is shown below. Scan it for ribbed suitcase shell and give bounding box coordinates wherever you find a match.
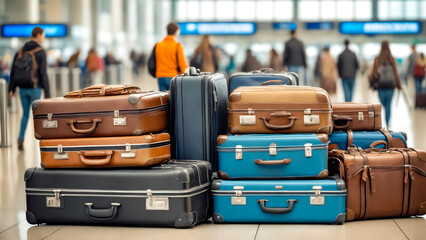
[25,160,212,228]
[32,91,168,139]
[212,179,346,224]
[39,133,170,168]
[217,134,329,179]
[332,103,382,131]
[228,85,333,134]
[329,131,407,150]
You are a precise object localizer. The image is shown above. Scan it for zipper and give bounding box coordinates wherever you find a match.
[217,145,327,152]
[34,104,168,119]
[40,140,170,152]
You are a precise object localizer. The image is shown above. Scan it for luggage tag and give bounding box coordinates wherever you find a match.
[121,143,136,158]
[46,189,63,208]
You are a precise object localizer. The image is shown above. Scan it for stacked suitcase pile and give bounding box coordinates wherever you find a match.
[25,84,212,227]
[212,73,347,224]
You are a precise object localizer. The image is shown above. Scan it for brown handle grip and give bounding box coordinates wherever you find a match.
[68,118,102,134]
[254,159,292,165]
[78,150,113,166]
[332,116,353,129]
[270,112,291,117]
[262,80,285,85]
[260,117,296,130]
[370,140,388,149]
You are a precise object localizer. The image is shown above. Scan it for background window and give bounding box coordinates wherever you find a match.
[216,1,235,21]
[274,0,293,21]
[320,1,336,20]
[200,1,215,20]
[236,1,256,21]
[422,1,426,19]
[378,0,389,20]
[389,1,403,19]
[256,1,273,21]
[336,0,354,20]
[186,1,200,20]
[176,1,187,21]
[355,1,372,20]
[298,0,320,21]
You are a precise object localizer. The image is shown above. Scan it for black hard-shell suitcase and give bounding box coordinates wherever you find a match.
[25,160,212,228]
[170,67,228,171]
[228,68,299,94]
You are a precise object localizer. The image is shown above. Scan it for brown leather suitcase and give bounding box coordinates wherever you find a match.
[32,91,169,139]
[40,133,170,168]
[228,85,333,134]
[329,148,426,221]
[332,103,381,131]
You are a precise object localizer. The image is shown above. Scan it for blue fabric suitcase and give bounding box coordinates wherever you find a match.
[217,134,329,179]
[170,67,228,171]
[228,69,298,95]
[329,130,407,150]
[212,179,346,224]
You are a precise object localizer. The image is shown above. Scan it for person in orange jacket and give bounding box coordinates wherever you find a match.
[155,23,188,91]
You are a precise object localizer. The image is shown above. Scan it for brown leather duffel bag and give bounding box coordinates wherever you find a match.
[64,84,142,98]
[228,84,333,134]
[331,103,382,131]
[329,147,426,221]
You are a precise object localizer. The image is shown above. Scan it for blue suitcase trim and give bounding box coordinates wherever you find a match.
[329,130,407,150]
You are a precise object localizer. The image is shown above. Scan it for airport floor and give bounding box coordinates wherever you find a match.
[1,70,425,240]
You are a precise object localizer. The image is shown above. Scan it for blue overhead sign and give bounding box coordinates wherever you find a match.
[273,22,297,30]
[178,22,256,35]
[306,22,334,30]
[339,22,421,35]
[1,24,68,37]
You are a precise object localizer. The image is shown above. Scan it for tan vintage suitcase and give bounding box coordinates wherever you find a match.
[332,103,381,131]
[40,133,170,168]
[228,85,333,134]
[32,91,169,139]
[329,148,426,221]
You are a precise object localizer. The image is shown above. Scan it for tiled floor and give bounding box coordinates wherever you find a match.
[1,71,425,240]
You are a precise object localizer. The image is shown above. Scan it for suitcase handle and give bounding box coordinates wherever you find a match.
[259,117,296,130]
[78,150,113,166]
[254,159,291,165]
[332,115,353,129]
[257,199,298,214]
[370,140,388,149]
[68,118,102,134]
[262,80,285,85]
[84,203,120,221]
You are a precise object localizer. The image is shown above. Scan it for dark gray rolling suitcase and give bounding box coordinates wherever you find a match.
[170,67,228,171]
[25,160,212,228]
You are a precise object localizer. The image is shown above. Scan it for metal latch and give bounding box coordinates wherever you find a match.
[235,145,243,160]
[113,110,127,126]
[304,115,320,125]
[269,143,277,156]
[304,143,312,157]
[310,186,324,205]
[54,144,68,160]
[247,108,255,114]
[239,115,256,125]
[232,186,246,205]
[42,113,58,128]
[46,189,62,208]
[304,108,312,115]
[213,88,218,111]
[121,143,136,158]
[146,189,169,210]
[358,112,364,121]
[368,111,374,118]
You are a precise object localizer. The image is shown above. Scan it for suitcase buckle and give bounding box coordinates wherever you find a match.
[304,108,312,115]
[232,186,246,205]
[304,143,312,158]
[146,189,169,210]
[247,108,255,114]
[310,186,324,205]
[121,143,136,158]
[269,143,277,156]
[46,189,62,208]
[235,145,243,160]
[42,113,58,129]
[358,112,364,121]
[54,145,68,160]
[368,111,374,118]
[113,110,127,126]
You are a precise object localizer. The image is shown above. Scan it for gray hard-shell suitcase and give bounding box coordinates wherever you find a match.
[25,160,212,228]
[170,67,228,171]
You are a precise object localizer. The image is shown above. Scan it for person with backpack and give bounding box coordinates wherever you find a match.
[190,35,218,73]
[148,23,188,91]
[8,27,50,151]
[370,40,402,128]
[413,53,425,95]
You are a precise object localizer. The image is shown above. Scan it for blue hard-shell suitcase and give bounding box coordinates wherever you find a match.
[329,130,407,150]
[170,67,228,171]
[228,69,298,95]
[217,134,329,179]
[212,179,346,224]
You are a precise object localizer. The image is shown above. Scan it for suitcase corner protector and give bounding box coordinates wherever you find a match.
[334,213,346,225]
[26,211,38,224]
[31,100,40,111]
[212,213,224,223]
[211,179,223,190]
[174,212,196,228]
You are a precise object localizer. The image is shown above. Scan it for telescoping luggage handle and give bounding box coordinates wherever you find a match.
[257,199,298,214]
[84,202,120,221]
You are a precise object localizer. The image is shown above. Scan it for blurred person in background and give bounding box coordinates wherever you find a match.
[370,40,402,128]
[190,35,218,72]
[283,29,307,85]
[8,27,50,151]
[242,49,261,72]
[85,48,99,87]
[153,22,188,91]
[318,46,338,98]
[104,51,118,66]
[67,49,80,68]
[413,53,425,95]
[226,55,236,76]
[269,49,281,71]
[406,44,418,84]
[337,39,359,102]
[130,49,139,75]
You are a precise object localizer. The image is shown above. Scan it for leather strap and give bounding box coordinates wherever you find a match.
[347,130,354,149]
[360,152,371,220]
[379,129,393,148]
[366,104,372,130]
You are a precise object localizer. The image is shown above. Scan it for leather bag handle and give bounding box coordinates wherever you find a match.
[259,117,297,130]
[347,130,354,149]
[254,159,291,165]
[379,129,393,148]
[262,80,285,85]
[68,118,102,134]
[84,203,120,221]
[78,150,113,166]
[257,199,298,214]
[370,140,388,149]
[332,115,353,129]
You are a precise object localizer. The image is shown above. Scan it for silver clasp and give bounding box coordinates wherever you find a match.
[304,143,312,157]
[269,143,277,156]
[358,112,364,121]
[235,145,243,160]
